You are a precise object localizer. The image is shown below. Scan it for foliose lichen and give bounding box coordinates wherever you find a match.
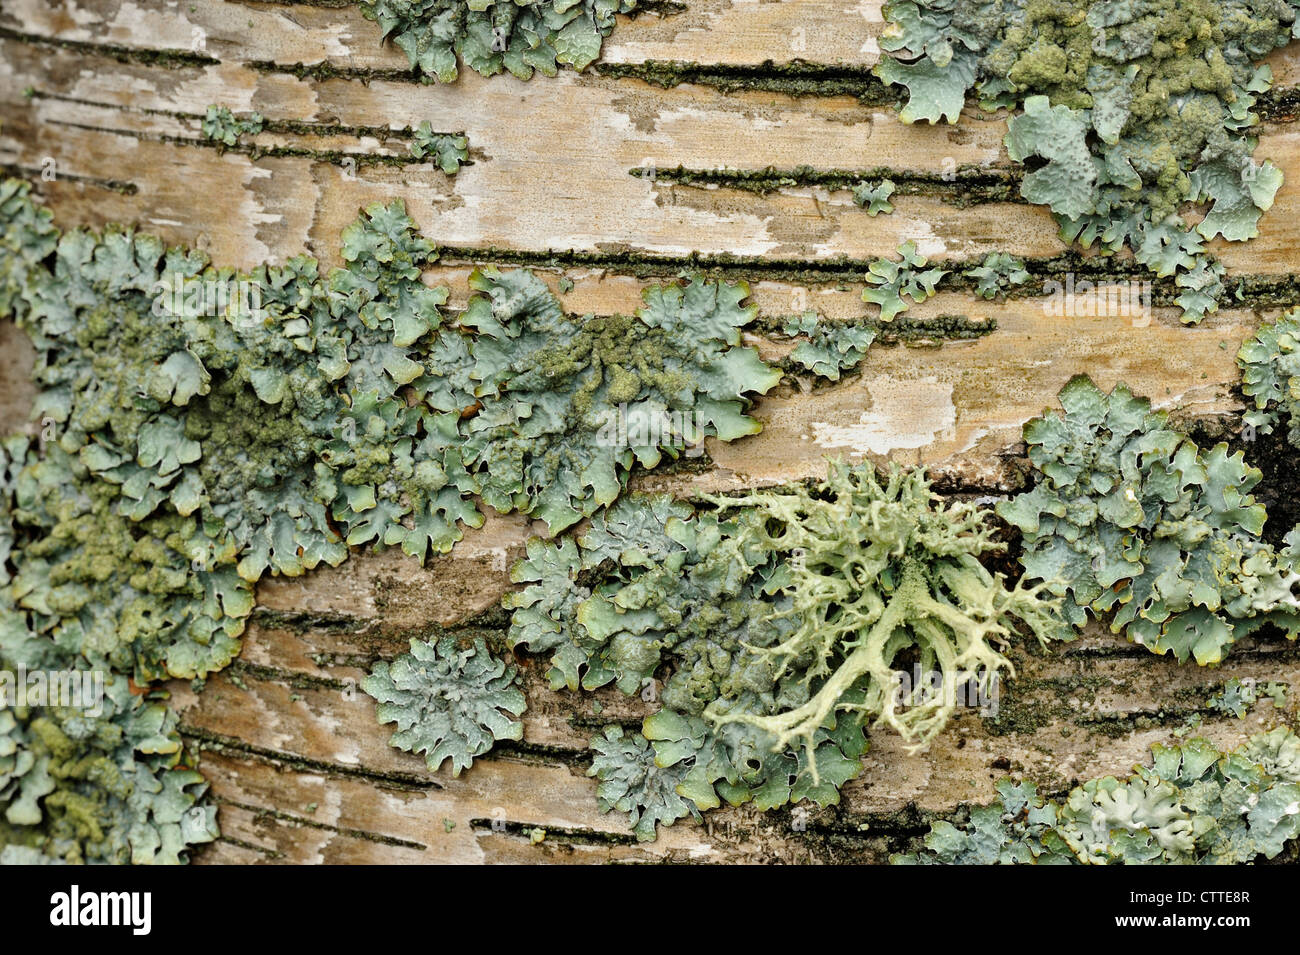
[876,0,1300,321]
[199,106,264,147]
[852,179,896,216]
[0,601,218,863]
[781,312,877,381]
[1207,676,1287,717]
[358,0,637,83]
[0,175,780,857]
[964,251,1030,299]
[998,374,1300,664]
[895,727,1300,864]
[1238,306,1300,446]
[361,636,525,775]
[863,240,947,322]
[409,122,470,173]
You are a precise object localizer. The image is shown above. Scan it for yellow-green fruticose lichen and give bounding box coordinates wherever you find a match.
[896,727,1300,864]
[512,461,1069,840]
[877,0,1300,321]
[0,175,780,860]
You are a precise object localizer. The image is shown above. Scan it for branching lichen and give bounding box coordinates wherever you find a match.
[512,461,1066,839]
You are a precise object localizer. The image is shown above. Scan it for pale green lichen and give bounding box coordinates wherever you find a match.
[1208,677,1287,718]
[409,122,469,173]
[876,0,1300,321]
[0,175,781,858]
[896,727,1300,864]
[863,240,947,322]
[1238,306,1300,446]
[588,724,698,841]
[361,636,525,776]
[513,461,1065,840]
[852,179,896,216]
[782,312,876,381]
[358,0,636,83]
[0,618,218,863]
[199,106,264,147]
[998,374,1300,664]
[964,251,1030,299]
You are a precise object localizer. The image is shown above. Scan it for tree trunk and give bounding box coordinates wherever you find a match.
[2,0,1299,863]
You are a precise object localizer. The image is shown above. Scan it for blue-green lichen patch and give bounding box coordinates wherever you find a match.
[863,240,946,322]
[0,175,783,858]
[999,374,1300,665]
[409,122,469,173]
[876,0,1300,322]
[0,612,218,863]
[358,0,637,83]
[896,727,1300,864]
[1208,677,1287,717]
[1239,306,1300,446]
[0,179,779,680]
[781,313,876,381]
[852,179,896,216]
[361,636,525,775]
[964,251,1030,299]
[200,106,264,147]
[509,461,1067,840]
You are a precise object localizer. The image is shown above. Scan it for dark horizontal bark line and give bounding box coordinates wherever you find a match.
[24,90,462,140]
[207,834,284,859]
[224,658,355,692]
[0,27,218,69]
[595,59,1300,125]
[427,244,1300,308]
[0,161,137,195]
[250,606,374,633]
[235,0,364,7]
[467,817,638,846]
[635,163,1022,206]
[596,58,902,104]
[45,118,442,169]
[182,725,445,790]
[213,794,429,850]
[245,58,426,84]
